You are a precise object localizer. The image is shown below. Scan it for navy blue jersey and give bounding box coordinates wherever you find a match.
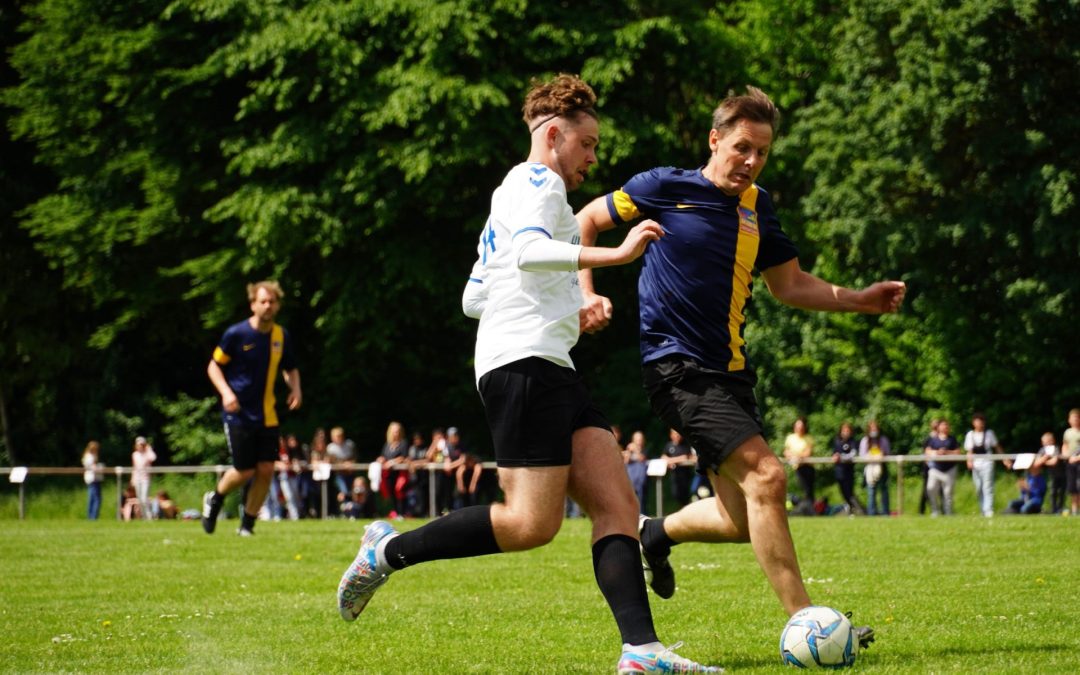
[606,167,798,381]
[212,320,297,428]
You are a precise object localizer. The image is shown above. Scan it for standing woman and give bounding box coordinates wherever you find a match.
[783,417,816,514]
[131,436,157,521]
[831,422,862,514]
[82,441,104,520]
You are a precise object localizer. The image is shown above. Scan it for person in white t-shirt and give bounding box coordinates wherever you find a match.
[964,412,1003,517]
[337,74,717,674]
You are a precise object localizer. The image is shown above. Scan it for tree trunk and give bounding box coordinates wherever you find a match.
[0,376,15,465]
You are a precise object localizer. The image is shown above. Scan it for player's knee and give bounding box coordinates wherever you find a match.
[747,459,787,505]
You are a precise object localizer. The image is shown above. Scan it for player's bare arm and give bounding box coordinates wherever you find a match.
[284,368,302,410]
[575,196,622,333]
[207,359,240,413]
[761,258,906,314]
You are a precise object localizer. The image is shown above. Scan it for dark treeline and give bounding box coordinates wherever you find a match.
[2,0,1077,466]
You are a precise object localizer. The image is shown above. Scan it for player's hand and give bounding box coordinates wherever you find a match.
[222,393,240,413]
[287,389,302,410]
[857,280,907,314]
[580,290,614,334]
[615,219,664,264]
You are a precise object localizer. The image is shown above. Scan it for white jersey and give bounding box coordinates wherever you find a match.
[466,162,583,382]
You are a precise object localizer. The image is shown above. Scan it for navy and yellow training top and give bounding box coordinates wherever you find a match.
[605,167,798,383]
[212,320,297,428]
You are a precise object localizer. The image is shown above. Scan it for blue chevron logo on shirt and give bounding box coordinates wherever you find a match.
[529,165,547,175]
[529,177,547,187]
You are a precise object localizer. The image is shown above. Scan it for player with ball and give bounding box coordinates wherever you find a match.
[577,86,906,667]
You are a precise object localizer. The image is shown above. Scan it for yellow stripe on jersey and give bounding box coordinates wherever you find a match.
[262,324,284,427]
[727,185,761,371]
[212,346,231,365]
[612,189,642,222]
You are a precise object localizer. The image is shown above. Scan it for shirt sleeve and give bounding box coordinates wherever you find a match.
[605,169,665,224]
[213,326,236,365]
[462,258,488,319]
[753,189,799,271]
[963,431,974,451]
[510,179,581,271]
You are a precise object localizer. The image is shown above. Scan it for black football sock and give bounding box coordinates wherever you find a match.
[240,511,257,532]
[593,534,658,646]
[382,505,500,570]
[641,516,677,557]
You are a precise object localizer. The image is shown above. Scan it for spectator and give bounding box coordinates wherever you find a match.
[1005,434,1050,514]
[426,428,450,514]
[81,440,104,520]
[624,430,649,515]
[662,429,694,508]
[831,422,863,515]
[1064,409,1080,516]
[301,428,328,518]
[154,490,178,520]
[339,476,377,519]
[376,421,410,517]
[120,484,142,521]
[130,436,157,521]
[456,451,485,509]
[783,417,816,515]
[859,420,891,516]
[918,419,940,514]
[268,434,302,520]
[1040,431,1067,515]
[964,412,1003,518]
[327,426,357,507]
[406,431,430,517]
[443,427,468,511]
[925,419,962,516]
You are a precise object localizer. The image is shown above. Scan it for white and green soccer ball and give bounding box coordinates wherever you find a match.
[780,605,857,669]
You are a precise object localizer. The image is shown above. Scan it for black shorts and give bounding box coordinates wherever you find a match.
[643,355,764,475]
[478,357,611,468]
[224,422,280,471]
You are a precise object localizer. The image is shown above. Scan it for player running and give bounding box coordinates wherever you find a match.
[576,86,903,650]
[337,74,719,674]
[202,280,301,536]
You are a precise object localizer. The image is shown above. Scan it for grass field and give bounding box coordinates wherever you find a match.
[1,516,1077,673]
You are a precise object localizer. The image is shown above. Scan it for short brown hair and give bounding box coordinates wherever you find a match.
[522,73,598,131]
[247,280,284,303]
[712,86,780,137]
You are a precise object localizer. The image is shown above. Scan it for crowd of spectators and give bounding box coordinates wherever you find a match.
[85,407,1080,521]
[777,407,1080,518]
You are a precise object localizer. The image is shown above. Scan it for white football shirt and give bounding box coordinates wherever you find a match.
[466,162,583,382]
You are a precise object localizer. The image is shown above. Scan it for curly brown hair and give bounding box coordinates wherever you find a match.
[522,73,598,131]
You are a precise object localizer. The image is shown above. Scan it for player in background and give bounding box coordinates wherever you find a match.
[337,74,719,674]
[576,86,905,648]
[203,280,302,536]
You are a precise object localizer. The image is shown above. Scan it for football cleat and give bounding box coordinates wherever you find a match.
[337,520,398,621]
[844,612,875,650]
[639,515,676,599]
[201,491,221,535]
[617,641,722,674]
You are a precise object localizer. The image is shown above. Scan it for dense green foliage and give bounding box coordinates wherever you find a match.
[2,517,1078,672]
[2,0,1077,466]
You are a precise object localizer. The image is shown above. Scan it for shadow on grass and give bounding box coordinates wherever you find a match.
[718,641,1077,670]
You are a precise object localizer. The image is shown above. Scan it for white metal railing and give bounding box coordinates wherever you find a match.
[0,453,1022,520]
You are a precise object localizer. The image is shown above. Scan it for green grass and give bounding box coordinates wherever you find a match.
[1,516,1078,673]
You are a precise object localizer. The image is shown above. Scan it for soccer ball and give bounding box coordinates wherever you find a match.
[779,605,857,668]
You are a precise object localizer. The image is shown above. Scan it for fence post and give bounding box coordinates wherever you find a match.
[428,465,437,518]
[895,456,904,516]
[115,466,124,521]
[654,476,664,517]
